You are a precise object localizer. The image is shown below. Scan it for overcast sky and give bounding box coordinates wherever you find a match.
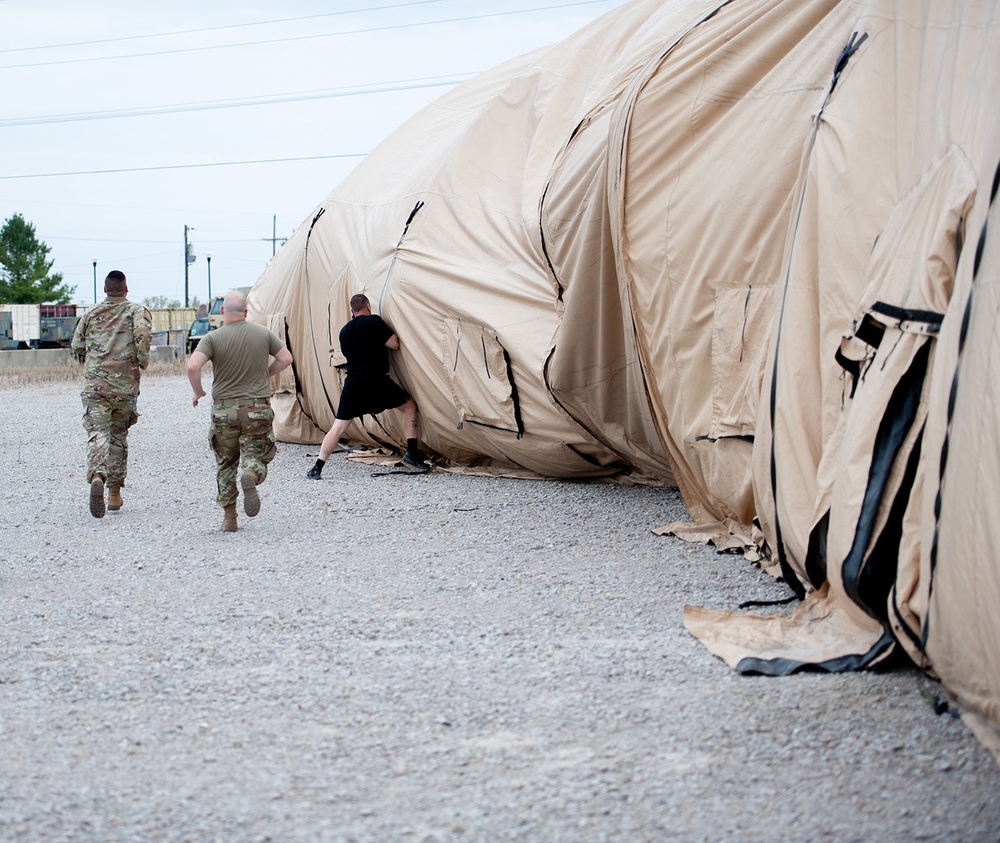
[2,0,625,307]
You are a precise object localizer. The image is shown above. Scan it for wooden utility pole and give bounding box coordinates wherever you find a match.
[263,214,288,256]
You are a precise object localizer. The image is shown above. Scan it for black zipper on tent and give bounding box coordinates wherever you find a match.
[740,284,752,362]
[301,206,340,419]
[695,434,753,443]
[502,345,524,438]
[464,419,520,435]
[282,316,317,427]
[378,200,424,312]
[767,30,869,600]
[923,157,1000,648]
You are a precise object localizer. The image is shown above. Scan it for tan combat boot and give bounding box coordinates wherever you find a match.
[89,475,105,519]
[221,504,238,532]
[240,470,261,517]
[107,483,123,512]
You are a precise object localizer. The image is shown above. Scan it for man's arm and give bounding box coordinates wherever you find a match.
[187,350,209,406]
[268,346,293,378]
[385,333,399,350]
[70,313,87,360]
[134,306,152,371]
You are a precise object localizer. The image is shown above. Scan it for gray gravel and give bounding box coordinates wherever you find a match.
[2,374,998,842]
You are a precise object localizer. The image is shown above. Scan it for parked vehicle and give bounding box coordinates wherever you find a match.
[187,317,212,353]
[0,303,80,349]
[207,287,251,330]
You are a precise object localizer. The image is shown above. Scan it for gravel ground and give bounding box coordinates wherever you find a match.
[2,374,998,842]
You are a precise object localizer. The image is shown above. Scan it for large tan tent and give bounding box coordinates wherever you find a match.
[250,0,1000,757]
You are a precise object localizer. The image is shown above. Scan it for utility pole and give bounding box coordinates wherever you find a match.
[263,214,288,256]
[184,225,196,307]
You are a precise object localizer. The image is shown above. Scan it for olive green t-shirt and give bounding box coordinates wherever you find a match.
[197,320,284,401]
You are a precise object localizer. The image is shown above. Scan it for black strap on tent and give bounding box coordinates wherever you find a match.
[922,157,1000,648]
[738,595,798,610]
[856,312,886,348]
[833,347,862,397]
[869,301,944,330]
[735,628,896,675]
[370,462,432,478]
[829,31,868,95]
[840,343,930,618]
[834,312,888,399]
[766,30,870,601]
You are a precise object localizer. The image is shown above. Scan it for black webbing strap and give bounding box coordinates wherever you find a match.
[738,595,799,610]
[370,463,432,478]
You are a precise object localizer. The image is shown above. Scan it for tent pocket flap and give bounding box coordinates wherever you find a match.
[442,318,522,435]
[710,284,774,440]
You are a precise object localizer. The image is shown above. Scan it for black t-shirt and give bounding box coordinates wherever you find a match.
[339,314,394,377]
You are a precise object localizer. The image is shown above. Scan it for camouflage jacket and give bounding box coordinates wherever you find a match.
[71,296,153,397]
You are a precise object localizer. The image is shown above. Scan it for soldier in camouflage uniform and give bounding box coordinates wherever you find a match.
[187,289,292,532]
[70,270,152,518]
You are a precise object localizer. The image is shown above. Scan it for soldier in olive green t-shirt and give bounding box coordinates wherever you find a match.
[187,289,292,532]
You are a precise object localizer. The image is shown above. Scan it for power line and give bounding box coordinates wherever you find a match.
[47,235,285,245]
[0,74,472,128]
[0,154,366,181]
[46,236,176,244]
[0,1,615,70]
[0,0,449,54]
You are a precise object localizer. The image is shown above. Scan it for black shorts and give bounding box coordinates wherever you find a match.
[336,374,410,420]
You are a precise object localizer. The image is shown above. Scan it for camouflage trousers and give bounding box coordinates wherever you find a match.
[210,398,277,508]
[82,393,138,485]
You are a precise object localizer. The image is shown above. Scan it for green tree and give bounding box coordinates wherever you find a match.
[0,213,74,304]
[143,295,183,308]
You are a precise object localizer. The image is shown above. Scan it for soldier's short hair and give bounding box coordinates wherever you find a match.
[104,270,127,295]
[350,293,370,313]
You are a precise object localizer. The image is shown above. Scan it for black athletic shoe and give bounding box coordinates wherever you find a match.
[402,450,429,469]
[306,466,323,480]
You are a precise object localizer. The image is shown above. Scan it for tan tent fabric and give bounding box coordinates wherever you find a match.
[250,0,1000,755]
[919,178,1000,755]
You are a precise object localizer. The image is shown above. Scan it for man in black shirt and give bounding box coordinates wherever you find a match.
[306,293,428,478]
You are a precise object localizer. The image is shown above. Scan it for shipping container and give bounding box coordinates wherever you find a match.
[149,307,198,334]
[0,304,41,346]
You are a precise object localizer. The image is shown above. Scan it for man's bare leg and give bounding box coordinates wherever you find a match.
[399,399,428,466]
[307,417,353,478]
